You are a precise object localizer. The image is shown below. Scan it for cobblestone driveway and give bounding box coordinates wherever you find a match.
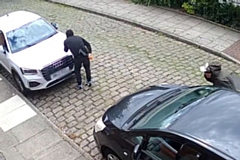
[1,0,240,159]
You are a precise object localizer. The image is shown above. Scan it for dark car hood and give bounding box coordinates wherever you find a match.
[104,84,185,130]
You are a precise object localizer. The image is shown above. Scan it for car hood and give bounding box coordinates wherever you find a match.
[104,84,184,130]
[9,32,71,69]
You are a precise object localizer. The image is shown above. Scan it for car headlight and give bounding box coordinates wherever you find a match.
[94,116,106,133]
[21,68,38,75]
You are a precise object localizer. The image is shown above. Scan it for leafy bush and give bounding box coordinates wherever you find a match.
[182,2,195,14]
[132,0,187,8]
[131,0,240,30]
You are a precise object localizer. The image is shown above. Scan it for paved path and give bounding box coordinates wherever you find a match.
[0,74,89,160]
[1,0,240,159]
[47,0,240,64]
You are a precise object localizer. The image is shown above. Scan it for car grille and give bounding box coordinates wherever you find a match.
[41,55,74,81]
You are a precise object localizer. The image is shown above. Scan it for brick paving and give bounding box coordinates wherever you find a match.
[1,0,240,159]
[224,40,240,61]
[48,0,240,63]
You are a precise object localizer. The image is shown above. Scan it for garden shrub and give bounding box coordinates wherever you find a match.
[131,0,240,30]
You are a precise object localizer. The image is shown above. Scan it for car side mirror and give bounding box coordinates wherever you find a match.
[0,45,6,54]
[51,22,58,30]
[132,144,142,160]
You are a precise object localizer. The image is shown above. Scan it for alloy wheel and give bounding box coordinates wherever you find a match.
[107,154,119,160]
[14,74,24,92]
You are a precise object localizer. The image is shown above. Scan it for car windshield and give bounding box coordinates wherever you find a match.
[6,18,57,53]
[131,87,218,130]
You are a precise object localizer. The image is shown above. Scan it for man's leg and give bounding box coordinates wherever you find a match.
[83,58,91,86]
[74,59,83,89]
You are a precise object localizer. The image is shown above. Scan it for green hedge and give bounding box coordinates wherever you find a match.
[131,0,240,30]
[131,0,186,8]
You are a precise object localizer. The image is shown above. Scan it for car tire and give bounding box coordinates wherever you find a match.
[12,72,28,95]
[104,149,121,160]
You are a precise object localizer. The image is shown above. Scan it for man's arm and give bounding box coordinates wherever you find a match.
[82,38,92,53]
[225,77,236,90]
[64,40,68,52]
[216,78,235,90]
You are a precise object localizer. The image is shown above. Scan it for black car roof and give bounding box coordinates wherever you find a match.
[168,89,240,159]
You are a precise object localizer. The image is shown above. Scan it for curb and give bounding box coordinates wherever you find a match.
[0,75,93,160]
[44,0,240,66]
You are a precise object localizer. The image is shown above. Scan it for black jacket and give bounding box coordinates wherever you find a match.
[211,70,235,90]
[64,35,92,59]
[205,70,240,91]
[203,62,240,92]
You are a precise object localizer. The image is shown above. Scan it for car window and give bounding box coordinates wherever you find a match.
[131,136,143,145]
[143,136,182,160]
[179,144,227,160]
[132,87,218,130]
[144,140,204,160]
[0,32,9,52]
[6,18,57,53]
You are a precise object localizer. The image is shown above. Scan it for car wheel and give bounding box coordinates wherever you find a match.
[104,149,121,160]
[12,72,27,95]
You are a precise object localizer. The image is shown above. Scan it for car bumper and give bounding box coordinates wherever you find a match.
[93,128,102,152]
[93,123,127,160]
[22,66,74,91]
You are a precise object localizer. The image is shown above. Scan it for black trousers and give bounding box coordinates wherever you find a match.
[74,57,91,85]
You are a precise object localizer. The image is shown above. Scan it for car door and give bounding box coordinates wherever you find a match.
[131,130,225,160]
[138,133,183,160]
[177,143,225,160]
[128,130,184,160]
[108,129,145,160]
[0,31,11,72]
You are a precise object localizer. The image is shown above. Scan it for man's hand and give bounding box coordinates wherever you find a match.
[88,53,93,60]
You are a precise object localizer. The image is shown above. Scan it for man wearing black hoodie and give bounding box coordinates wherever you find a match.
[64,29,92,89]
[200,61,236,90]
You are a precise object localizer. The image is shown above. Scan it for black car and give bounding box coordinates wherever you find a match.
[93,84,240,160]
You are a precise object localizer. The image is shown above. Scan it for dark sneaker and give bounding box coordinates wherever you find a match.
[78,84,83,90]
[86,81,92,87]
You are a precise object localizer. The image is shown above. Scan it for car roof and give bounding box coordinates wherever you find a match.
[0,11,40,33]
[168,89,240,159]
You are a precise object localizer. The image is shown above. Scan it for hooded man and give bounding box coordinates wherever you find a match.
[200,61,236,90]
[64,29,92,89]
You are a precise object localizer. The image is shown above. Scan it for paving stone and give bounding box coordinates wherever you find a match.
[68,121,78,128]
[84,117,95,124]
[2,147,24,160]
[34,141,80,160]
[16,129,62,159]
[83,146,90,153]
[80,140,89,148]
[57,121,67,128]
[88,142,96,150]
[0,131,19,151]
[11,116,48,143]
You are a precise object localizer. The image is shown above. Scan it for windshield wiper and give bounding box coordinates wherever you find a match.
[26,43,38,48]
[130,111,147,128]
[174,97,201,113]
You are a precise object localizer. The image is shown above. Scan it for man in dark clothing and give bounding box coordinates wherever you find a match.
[200,61,236,90]
[64,29,92,89]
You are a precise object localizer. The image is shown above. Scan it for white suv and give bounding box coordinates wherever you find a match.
[0,11,74,94]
